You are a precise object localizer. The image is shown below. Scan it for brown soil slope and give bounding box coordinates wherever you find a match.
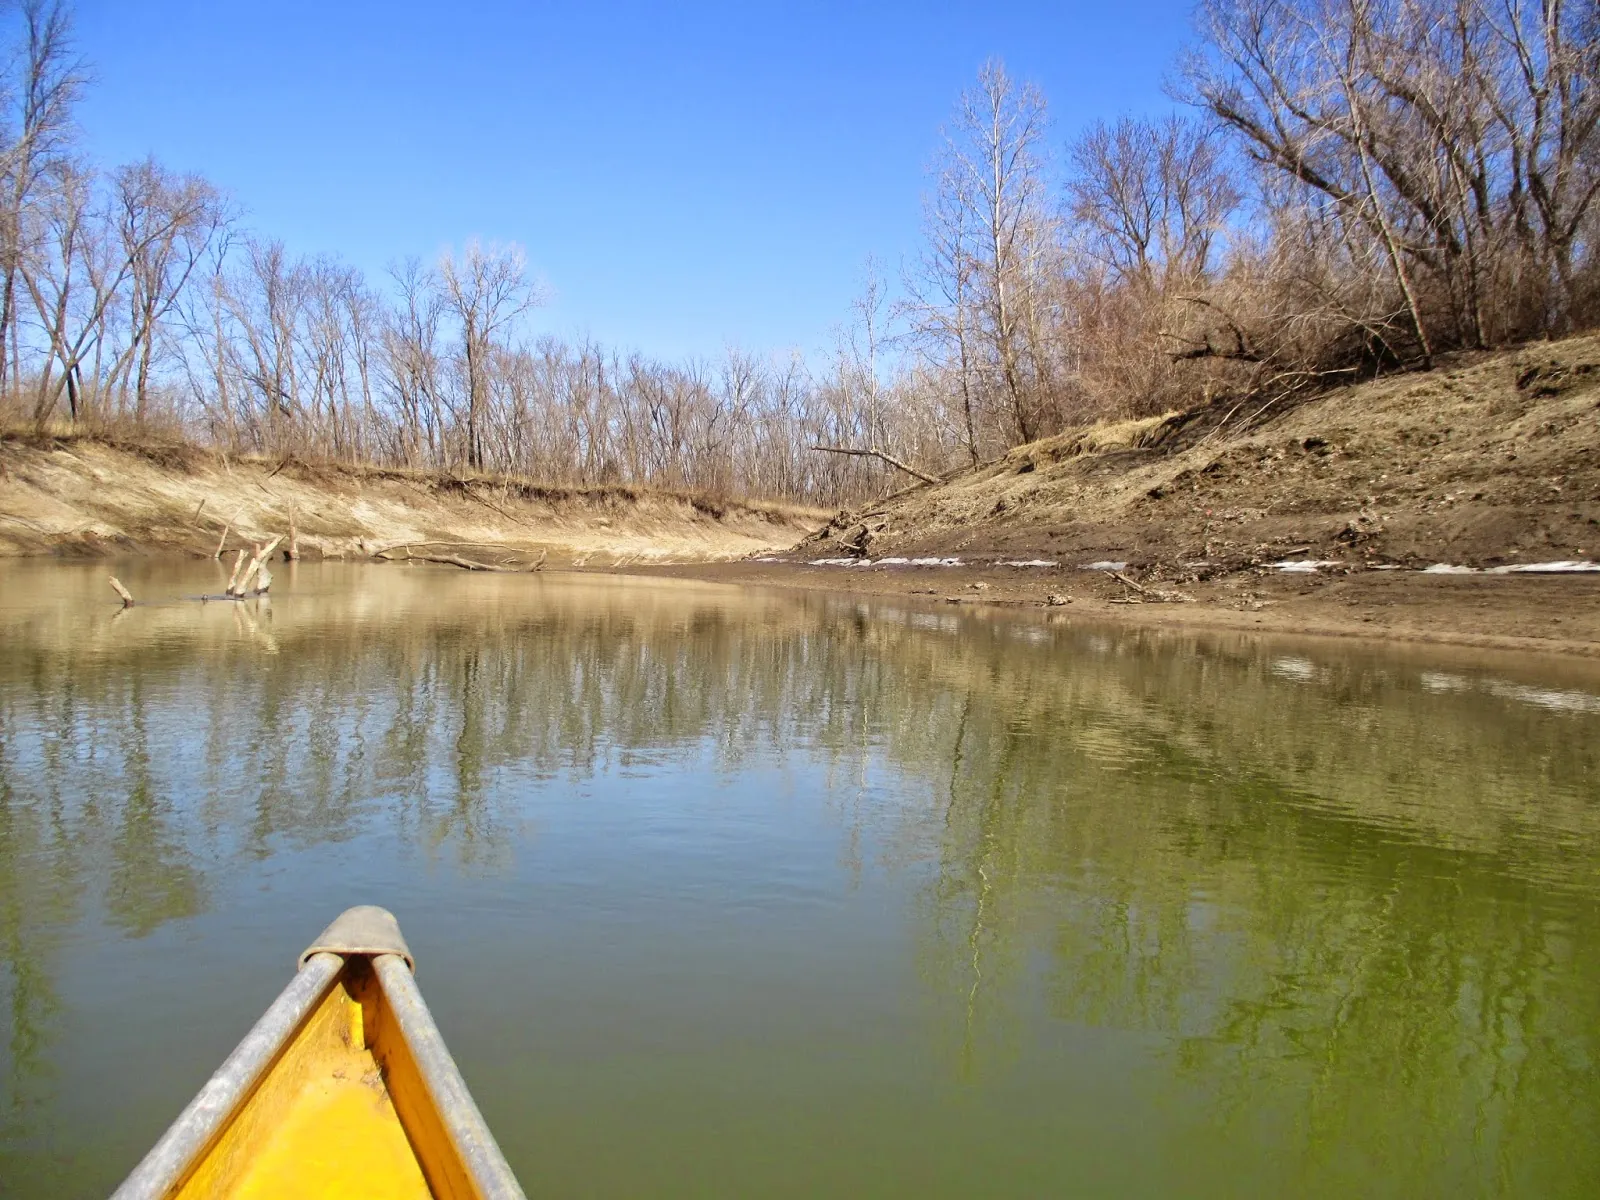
[808,336,1600,572]
[0,435,822,562]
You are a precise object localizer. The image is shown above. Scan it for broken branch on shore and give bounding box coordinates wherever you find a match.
[810,445,941,485]
[1110,570,1194,604]
[1109,571,1150,596]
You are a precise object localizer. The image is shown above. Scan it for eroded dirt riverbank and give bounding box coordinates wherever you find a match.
[0,433,822,563]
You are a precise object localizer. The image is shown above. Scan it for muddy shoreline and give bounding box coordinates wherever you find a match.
[615,559,1600,660]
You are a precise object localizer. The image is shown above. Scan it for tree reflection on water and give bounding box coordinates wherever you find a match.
[0,564,1596,1195]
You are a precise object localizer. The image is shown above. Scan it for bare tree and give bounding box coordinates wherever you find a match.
[903,161,985,464]
[1067,115,1239,292]
[944,60,1058,443]
[0,0,84,396]
[436,241,539,470]
[106,159,227,418]
[382,257,443,466]
[1183,0,1600,353]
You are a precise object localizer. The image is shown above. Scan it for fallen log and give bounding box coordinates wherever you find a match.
[370,542,546,572]
[408,553,521,572]
[371,540,535,558]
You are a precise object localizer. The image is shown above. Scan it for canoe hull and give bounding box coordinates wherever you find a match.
[112,909,523,1200]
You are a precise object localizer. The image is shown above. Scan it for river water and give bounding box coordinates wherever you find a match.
[0,560,1597,1197]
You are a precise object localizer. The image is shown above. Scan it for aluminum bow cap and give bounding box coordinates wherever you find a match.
[299,904,415,973]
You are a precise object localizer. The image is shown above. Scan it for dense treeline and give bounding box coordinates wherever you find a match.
[1,0,1596,503]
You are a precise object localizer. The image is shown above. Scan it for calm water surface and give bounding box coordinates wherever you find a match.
[1,560,1597,1197]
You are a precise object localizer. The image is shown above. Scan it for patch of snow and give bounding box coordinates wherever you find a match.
[1082,561,1129,571]
[1273,559,1341,573]
[1423,560,1600,575]
[875,556,910,565]
[1490,560,1600,574]
[906,557,964,566]
[998,559,1058,568]
[806,557,858,566]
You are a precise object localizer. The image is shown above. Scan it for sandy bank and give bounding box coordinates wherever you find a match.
[0,434,824,563]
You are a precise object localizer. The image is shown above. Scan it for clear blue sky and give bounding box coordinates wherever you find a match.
[73,0,1195,361]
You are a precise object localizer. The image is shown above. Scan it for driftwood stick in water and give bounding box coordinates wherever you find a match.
[225,549,248,595]
[234,543,263,595]
[237,536,285,594]
[213,519,231,560]
[810,444,940,485]
[108,576,135,607]
[256,563,273,593]
[287,504,298,560]
[237,556,263,595]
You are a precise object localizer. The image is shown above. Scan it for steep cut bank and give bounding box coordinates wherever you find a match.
[0,434,823,563]
[637,336,1600,656]
[803,336,1600,572]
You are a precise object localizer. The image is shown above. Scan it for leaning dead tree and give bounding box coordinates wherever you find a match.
[810,445,941,485]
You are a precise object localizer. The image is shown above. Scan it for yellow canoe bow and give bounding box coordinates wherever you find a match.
[112,907,525,1200]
